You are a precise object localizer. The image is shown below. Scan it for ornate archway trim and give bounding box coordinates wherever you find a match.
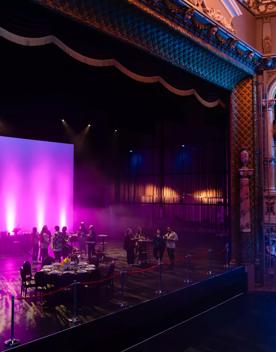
[267,74,276,100]
[0,26,225,109]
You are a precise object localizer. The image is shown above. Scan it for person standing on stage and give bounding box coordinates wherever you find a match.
[52,226,63,262]
[152,228,166,264]
[164,227,178,268]
[32,227,40,263]
[134,226,144,260]
[78,222,88,257]
[86,225,97,263]
[40,225,51,262]
[61,226,71,259]
[123,227,135,265]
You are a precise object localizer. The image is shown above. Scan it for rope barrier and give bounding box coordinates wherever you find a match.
[127,264,159,275]
[1,246,228,301]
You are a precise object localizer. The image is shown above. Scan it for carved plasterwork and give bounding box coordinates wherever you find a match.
[262,17,272,54]
[238,0,276,15]
[263,36,272,54]
[185,0,237,32]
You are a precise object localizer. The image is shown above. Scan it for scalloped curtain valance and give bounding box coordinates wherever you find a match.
[0,1,229,108]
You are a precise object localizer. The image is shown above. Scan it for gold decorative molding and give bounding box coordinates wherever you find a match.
[238,0,276,15]
[185,0,235,32]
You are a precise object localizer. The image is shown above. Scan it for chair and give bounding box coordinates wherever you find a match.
[59,273,77,305]
[23,261,32,279]
[101,261,115,295]
[89,255,99,267]
[20,267,35,298]
[42,256,55,267]
[34,271,48,300]
[78,272,91,304]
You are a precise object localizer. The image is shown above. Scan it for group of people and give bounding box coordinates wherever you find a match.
[32,225,71,263]
[123,226,178,268]
[31,222,97,263]
[32,222,178,267]
[76,222,97,262]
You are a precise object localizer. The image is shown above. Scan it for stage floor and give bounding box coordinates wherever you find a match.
[0,238,229,350]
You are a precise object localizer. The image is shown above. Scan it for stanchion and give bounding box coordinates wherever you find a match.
[68,280,80,325]
[155,263,164,295]
[4,295,21,348]
[207,248,213,276]
[117,270,128,308]
[183,254,192,284]
[224,242,230,268]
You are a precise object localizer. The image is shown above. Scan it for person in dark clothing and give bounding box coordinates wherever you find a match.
[87,225,97,263]
[32,227,40,263]
[152,228,166,264]
[164,227,178,268]
[78,222,88,257]
[40,225,51,262]
[123,228,135,265]
[61,226,71,259]
[52,225,63,262]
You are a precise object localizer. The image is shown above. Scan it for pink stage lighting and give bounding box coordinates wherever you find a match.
[0,136,74,233]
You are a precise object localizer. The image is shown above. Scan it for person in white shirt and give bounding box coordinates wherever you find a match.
[164,227,178,268]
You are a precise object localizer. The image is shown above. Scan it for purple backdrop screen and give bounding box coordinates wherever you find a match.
[0,136,74,233]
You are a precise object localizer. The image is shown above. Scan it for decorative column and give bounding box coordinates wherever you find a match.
[263,99,275,191]
[239,149,254,263]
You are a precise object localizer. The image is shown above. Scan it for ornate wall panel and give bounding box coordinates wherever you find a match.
[231,77,257,264]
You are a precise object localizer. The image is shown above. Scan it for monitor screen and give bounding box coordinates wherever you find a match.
[0,136,74,233]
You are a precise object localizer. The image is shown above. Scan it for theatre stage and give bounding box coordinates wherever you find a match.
[0,236,231,350]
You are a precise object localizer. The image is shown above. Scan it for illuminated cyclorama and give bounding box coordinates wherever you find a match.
[0,136,74,233]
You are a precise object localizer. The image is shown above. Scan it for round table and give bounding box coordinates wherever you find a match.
[40,263,97,286]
